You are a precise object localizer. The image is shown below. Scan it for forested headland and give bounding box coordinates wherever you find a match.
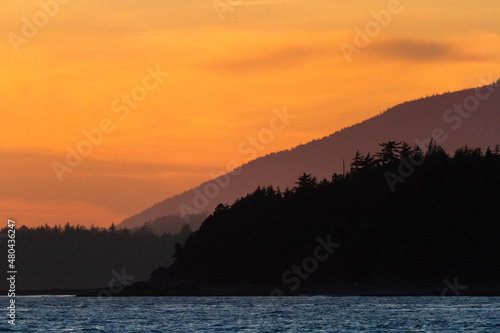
[116,141,500,296]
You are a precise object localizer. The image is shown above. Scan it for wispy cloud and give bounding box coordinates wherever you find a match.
[366,37,486,62]
[202,44,332,74]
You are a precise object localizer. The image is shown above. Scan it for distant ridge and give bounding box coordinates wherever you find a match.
[119,79,500,230]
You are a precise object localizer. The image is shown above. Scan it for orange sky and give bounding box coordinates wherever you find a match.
[1,0,500,227]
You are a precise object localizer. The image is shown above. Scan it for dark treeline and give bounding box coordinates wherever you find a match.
[170,141,500,291]
[1,223,192,290]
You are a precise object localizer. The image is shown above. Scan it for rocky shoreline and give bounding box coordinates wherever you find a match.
[76,273,500,297]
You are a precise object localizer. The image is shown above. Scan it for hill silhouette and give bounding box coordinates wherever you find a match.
[108,142,500,296]
[119,78,500,230]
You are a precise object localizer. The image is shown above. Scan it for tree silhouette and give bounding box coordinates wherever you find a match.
[293,172,318,191]
[350,150,365,173]
[375,141,402,165]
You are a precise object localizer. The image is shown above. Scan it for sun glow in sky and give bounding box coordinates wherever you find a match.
[1,0,500,227]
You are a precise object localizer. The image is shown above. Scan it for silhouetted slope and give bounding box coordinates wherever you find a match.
[119,80,500,229]
[174,144,500,284]
[112,144,500,296]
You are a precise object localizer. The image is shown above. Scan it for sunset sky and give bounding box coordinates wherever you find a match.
[1,0,500,227]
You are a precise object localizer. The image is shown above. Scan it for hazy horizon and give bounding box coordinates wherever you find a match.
[2,0,500,227]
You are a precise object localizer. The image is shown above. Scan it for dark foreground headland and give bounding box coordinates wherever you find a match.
[80,142,500,297]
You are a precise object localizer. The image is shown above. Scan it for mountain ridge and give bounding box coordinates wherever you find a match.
[119,79,500,230]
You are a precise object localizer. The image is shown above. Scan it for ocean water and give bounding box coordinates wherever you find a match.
[1,296,499,332]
